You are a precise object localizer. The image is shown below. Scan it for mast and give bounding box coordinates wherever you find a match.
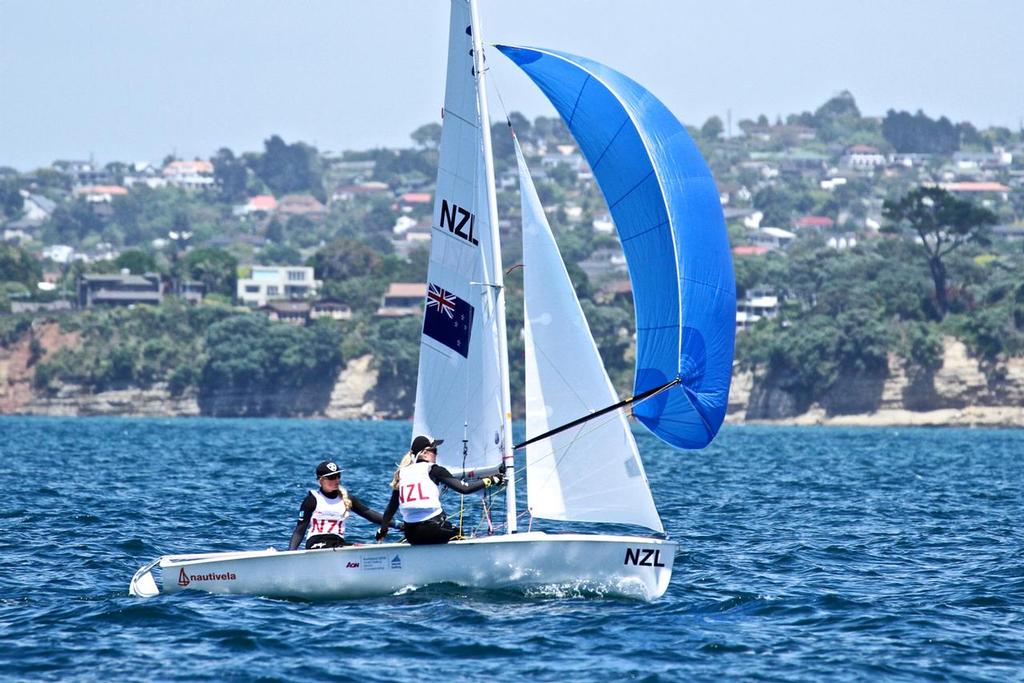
[468,0,517,533]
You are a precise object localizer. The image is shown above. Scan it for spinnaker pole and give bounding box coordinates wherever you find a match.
[514,378,682,451]
[468,0,517,533]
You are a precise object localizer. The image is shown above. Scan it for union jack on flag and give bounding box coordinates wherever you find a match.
[426,284,457,318]
[423,282,474,358]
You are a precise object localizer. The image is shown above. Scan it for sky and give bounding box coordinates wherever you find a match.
[2,0,1022,171]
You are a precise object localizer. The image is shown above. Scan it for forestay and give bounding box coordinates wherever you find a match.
[413,1,507,470]
[518,139,663,532]
[498,46,736,450]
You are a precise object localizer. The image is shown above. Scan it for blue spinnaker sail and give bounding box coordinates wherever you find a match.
[497,45,735,449]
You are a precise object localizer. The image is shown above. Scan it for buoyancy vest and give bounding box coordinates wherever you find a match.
[397,461,443,523]
[305,488,349,542]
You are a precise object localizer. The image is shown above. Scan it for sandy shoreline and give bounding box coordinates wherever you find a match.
[728,406,1024,428]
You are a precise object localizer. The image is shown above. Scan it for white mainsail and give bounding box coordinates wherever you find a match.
[518,140,664,533]
[412,0,509,473]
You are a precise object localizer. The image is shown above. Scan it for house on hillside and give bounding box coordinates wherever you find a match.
[749,227,796,251]
[276,194,327,221]
[840,145,886,169]
[331,181,390,204]
[174,280,206,304]
[162,160,215,190]
[579,247,627,282]
[78,271,163,308]
[260,301,311,326]
[72,185,129,203]
[732,245,771,258]
[595,279,632,305]
[936,181,1011,204]
[399,192,432,206]
[233,194,278,218]
[376,283,425,317]
[258,299,352,325]
[736,286,779,331]
[4,192,56,242]
[52,160,110,186]
[792,215,835,233]
[310,300,352,321]
[237,265,321,307]
[123,162,168,189]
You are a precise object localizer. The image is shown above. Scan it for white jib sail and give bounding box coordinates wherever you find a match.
[518,140,664,533]
[413,0,506,471]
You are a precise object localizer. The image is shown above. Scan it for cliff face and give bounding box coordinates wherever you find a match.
[730,337,1024,427]
[1,321,381,419]
[3,323,1022,425]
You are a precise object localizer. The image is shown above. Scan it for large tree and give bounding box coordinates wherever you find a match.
[883,187,996,317]
[211,147,249,203]
[410,122,442,150]
[254,135,324,200]
[179,248,238,297]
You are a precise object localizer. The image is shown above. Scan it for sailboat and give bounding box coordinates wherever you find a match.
[129,0,734,602]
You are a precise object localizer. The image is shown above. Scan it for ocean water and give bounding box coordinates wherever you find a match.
[0,417,1021,682]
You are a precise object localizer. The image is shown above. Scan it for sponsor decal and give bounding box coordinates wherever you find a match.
[623,547,666,568]
[346,562,360,569]
[177,567,237,587]
[390,555,402,570]
[361,556,387,571]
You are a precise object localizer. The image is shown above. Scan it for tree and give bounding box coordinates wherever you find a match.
[180,248,238,297]
[46,199,103,244]
[104,162,128,185]
[410,122,442,150]
[211,147,249,202]
[883,187,996,317]
[700,115,724,141]
[882,109,959,154]
[1,178,24,219]
[310,237,383,282]
[0,243,42,287]
[112,249,159,274]
[254,135,324,200]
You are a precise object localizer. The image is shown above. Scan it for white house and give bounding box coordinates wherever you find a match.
[736,287,780,331]
[749,226,796,250]
[162,160,215,191]
[841,145,886,169]
[42,245,75,264]
[237,265,321,307]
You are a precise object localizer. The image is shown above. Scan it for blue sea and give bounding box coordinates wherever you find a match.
[0,417,1021,681]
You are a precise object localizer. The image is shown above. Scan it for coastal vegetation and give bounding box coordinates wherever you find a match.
[2,93,1022,417]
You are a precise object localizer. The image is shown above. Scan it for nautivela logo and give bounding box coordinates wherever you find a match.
[177,567,237,587]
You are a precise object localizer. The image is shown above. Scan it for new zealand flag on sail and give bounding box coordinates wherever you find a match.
[423,283,474,358]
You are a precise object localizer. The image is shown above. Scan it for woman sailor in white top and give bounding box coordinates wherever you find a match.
[288,460,394,550]
[377,436,504,545]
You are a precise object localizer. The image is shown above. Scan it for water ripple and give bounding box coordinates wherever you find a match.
[0,418,1022,681]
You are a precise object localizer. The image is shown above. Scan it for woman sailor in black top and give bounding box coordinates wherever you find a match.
[288,460,394,550]
[376,435,504,545]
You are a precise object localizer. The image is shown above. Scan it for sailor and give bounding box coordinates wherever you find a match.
[376,435,504,545]
[289,460,393,550]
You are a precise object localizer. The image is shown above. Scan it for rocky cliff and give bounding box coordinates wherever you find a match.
[728,337,1024,427]
[2,324,1021,426]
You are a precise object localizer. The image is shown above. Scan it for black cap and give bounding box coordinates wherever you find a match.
[316,461,341,478]
[410,435,444,455]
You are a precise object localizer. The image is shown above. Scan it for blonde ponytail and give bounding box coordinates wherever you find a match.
[339,486,353,511]
[390,450,416,489]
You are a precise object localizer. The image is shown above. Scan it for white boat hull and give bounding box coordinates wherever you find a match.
[130,532,676,601]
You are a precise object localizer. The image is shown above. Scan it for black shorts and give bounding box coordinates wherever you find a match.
[305,534,348,549]
[404,514,459,545]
